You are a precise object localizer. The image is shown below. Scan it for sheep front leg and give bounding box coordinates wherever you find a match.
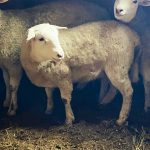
[2,68,11,107]
[45,87,54,114]
[7,66,22,116]
[59,81,74,125]
[105,67,133,126]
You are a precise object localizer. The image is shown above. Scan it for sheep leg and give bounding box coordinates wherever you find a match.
[45,87,54,114]
[105,68,133,126]
[144,80,150,112]
[98,75,110,103]
[7,66,22,116]
[2,68,11,107]
[142,63,150,112]
[59,81,74,125]
[100,84,117,105]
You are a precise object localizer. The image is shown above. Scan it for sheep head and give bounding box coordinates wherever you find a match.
[114,0,150,23]
[26,23,66,63]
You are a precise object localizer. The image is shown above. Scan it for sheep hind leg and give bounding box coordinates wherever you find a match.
[144,80,150,112]
[45,87,54,114]
[100,83,117,105]
[7,66,22,116]
[2,68,11,107]
[105,68,133,126]
[59,81,74,125]
[98,75,110,103]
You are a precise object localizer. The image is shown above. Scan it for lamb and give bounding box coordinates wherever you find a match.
[20,22,140,126]
[0,0,110,116]
[114,0,150,23]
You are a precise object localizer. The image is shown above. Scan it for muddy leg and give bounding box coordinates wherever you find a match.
[45,87,54,114]
[59,81,74,125]
[7,66,22,116]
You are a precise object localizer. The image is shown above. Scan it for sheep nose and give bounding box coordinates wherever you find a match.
[57,54,64,59]
[116,8,124,15]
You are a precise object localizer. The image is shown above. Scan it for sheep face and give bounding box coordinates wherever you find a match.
[114,0,150,22]
[114,0,139,22]
[27,23,65,63]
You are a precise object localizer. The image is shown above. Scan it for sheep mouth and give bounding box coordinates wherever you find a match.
[115,12,125,17]
[52,57,63,63]
[116,13,125,17]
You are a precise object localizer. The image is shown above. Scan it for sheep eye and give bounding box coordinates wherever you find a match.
[133,0,138,4]
[39,37,44,41]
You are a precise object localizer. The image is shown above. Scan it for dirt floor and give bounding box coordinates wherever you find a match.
[0,120,150,150]
[0,114,150,150]
[0,77,150,150]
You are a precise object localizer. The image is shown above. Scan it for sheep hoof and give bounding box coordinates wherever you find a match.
[65,121,73,127]
[116,120,123,126]
[65,118,74,126]
[7,110,16,116]
[116,119,127,126]
[3,100,10,107]
[45,109,53,115]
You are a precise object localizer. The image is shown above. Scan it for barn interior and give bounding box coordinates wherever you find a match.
[0,0,150,149]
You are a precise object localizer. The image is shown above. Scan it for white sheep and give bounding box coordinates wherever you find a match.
[0,0,110,116]
[114,1,150,112]
[21,22,140,126]
[114,0,150,23]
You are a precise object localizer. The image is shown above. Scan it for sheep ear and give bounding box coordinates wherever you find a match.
[52,25,68,30]
[139,0,150,6]
[26,29,35,41]
[0,0,8,3]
